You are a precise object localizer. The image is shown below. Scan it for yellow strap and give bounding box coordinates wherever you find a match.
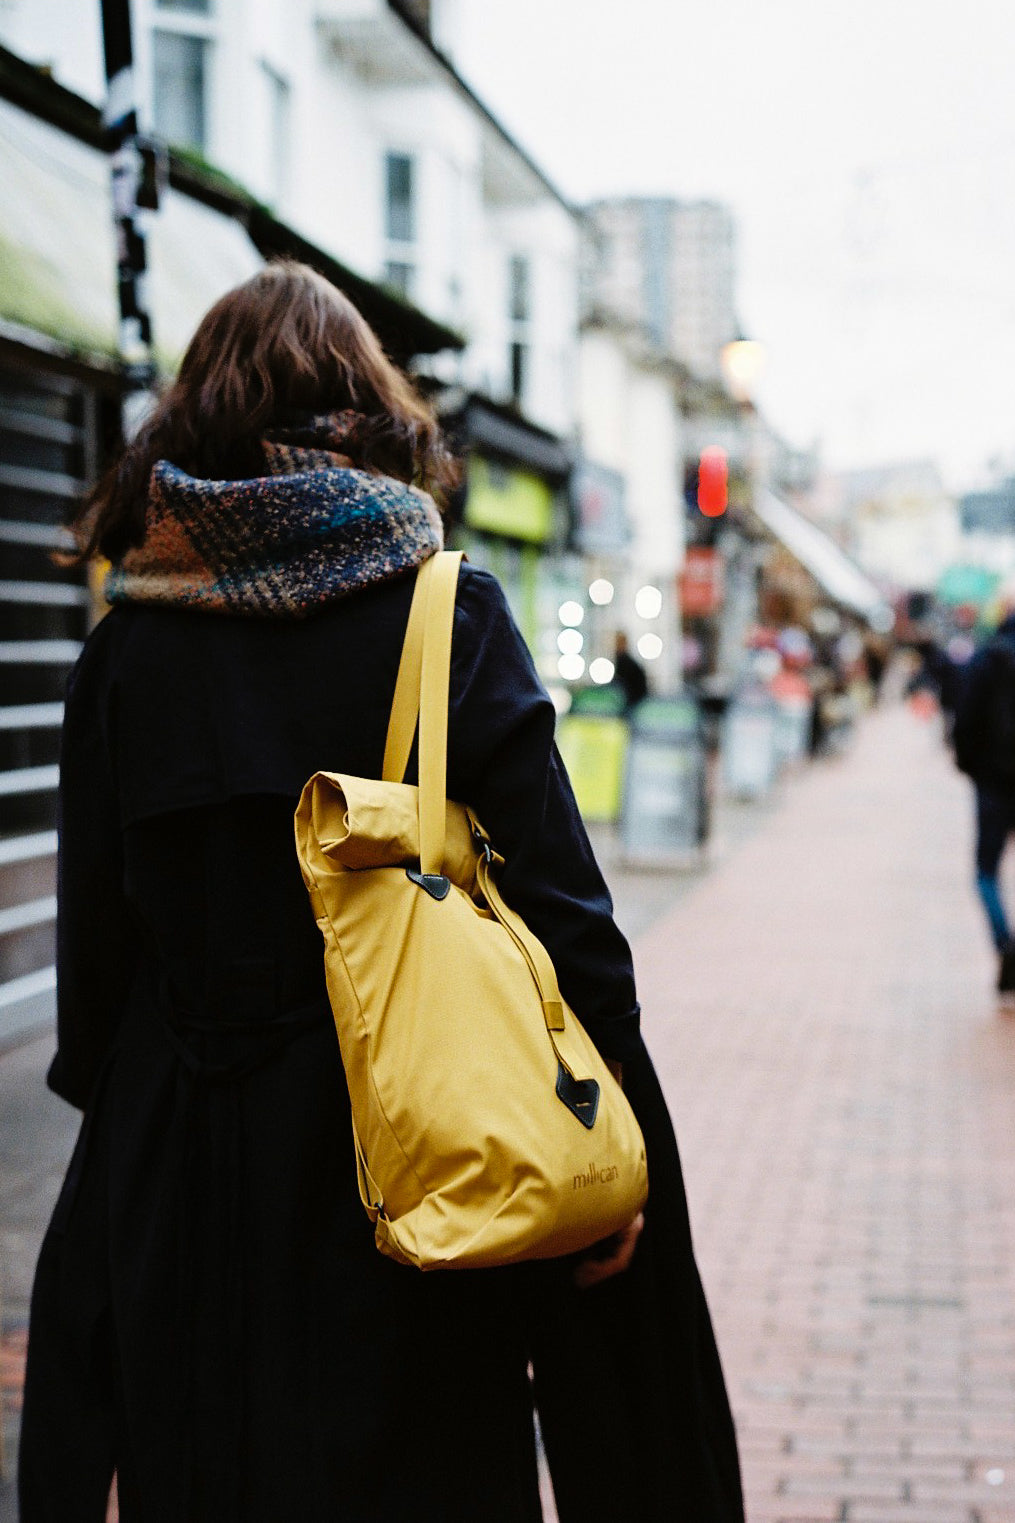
[382,556,438,784]
[417,551,463,876]
[351,1114,383,1221]
[475,847,566,1033]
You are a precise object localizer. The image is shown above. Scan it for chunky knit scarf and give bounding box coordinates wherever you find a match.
[104,414,444,618]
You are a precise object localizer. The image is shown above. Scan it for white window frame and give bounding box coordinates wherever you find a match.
[142,0,219,156]
[260,58,291,210]
[383,147,418,300]
[507,251,533,406]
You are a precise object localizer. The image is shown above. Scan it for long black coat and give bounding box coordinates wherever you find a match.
[20,562,743,1522]
[953,614,1015,789]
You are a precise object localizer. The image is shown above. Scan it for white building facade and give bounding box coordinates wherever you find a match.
[829,461,961,594]
[0,0,579,441]
[576,320,685,690]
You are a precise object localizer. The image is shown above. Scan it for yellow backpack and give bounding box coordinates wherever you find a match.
[294,551,648,1269]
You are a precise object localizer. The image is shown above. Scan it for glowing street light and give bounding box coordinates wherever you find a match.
[634,585,662,620]
[588,579,615,606]
[558,653,586,681]
[558,600,584,627]
[720,335,765,403]
[589,657,615,685]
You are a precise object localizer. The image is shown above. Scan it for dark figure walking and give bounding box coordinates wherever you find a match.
[953,609,1015,995]
[908,637,963,740]
[613,631,648,712]
[20,264,743,1521]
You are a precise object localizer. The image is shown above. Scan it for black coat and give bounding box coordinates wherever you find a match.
[954,614,1015,789]
[20,562,742,1523]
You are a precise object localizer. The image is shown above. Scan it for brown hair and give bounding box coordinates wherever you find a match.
[73,261,457,562]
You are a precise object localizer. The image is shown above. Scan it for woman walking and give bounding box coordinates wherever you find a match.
[20,262,742,1522]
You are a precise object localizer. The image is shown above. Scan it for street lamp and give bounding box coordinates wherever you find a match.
[720,336,765,404]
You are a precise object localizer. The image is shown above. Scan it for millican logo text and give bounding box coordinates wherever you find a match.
[572,1161,620,1190]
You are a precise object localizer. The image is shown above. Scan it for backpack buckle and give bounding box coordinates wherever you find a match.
[470,818,494,864]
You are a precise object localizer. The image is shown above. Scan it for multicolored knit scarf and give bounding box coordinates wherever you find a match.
[104,414,444,618]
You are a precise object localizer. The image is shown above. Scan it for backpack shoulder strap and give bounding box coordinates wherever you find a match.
[382,558,434,783]
[417,551,463,876]
[381,552,464,876]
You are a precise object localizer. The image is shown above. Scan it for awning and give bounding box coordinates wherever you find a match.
[461,394,572,481]
[0,95,264,370]
[752,487,893,627]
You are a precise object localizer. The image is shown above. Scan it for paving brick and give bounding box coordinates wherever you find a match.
[633,709,1015,1523]
[910,1481,1015,1505]
[783,1477,904,1501]
[747,1503,844,1522]
[845,1508,974,1523]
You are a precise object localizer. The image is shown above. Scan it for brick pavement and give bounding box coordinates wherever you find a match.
[635,705,1015,1523]
[3,702,1014,1522]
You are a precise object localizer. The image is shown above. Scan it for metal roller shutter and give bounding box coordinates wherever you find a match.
[0,362,97,1045]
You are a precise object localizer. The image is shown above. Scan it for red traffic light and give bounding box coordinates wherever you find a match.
[697,446,728,518]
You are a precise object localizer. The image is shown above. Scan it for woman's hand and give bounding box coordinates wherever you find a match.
[573,1211,644,1289]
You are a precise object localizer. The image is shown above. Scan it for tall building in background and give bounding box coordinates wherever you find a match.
[583,196,737,380]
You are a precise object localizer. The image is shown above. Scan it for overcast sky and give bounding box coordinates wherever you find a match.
[453,0,1015,490]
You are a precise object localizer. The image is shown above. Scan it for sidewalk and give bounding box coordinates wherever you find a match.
[2,704,1014,1522]
[634,705,1015,1523]
[0,1037,77,1513]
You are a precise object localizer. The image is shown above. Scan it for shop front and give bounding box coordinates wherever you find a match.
[443,393,576,687]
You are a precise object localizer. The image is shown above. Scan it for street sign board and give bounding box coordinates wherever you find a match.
[620,696,707,862]
[556,714,630,823]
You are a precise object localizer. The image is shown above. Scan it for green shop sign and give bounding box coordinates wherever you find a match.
[464,455,555,544]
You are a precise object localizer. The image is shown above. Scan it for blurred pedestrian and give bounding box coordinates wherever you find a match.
[862,634,888,704]
[907,636,963,740]
[613,630,648,712]
[19,264,743,1521]
[953,599,1015,998]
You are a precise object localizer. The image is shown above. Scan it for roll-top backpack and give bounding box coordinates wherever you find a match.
[294,550,648,1270]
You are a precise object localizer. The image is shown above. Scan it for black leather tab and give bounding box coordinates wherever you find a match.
[556,1063,600,1130]
[405,870,451,901]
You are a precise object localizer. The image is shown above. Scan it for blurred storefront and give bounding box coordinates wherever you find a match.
[438,389,575,680]
[575,317,686,695]
[751,487,893,635]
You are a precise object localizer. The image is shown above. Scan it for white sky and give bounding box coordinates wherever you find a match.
[452,0,1015,490]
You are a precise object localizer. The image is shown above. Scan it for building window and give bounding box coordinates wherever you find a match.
[152,30,210,151]
[509,341,527,403]
[507,253,531,406]
[385,152,415,244]
[383,150,417,302]
[509,255,530,324]
[384,261,415,299]
[262,62,291,208]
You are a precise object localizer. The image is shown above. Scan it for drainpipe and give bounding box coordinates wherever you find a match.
[100,0,162,410]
